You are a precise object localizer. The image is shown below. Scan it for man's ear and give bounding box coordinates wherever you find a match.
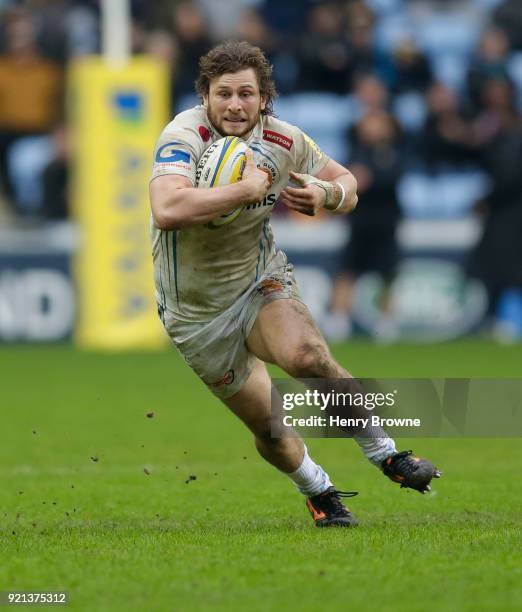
[260,96,267,112]
[203,94,208,108]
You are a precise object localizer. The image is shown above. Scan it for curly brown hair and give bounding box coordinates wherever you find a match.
[195,41,277,116]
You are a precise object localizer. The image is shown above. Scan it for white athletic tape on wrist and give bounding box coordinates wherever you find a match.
[296,174,345,211]
[331,183,345,212]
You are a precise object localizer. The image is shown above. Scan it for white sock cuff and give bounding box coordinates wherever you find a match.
[288,446,333,496]
[356,437,397,466]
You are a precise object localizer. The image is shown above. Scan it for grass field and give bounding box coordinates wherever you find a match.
[1,340,521,611]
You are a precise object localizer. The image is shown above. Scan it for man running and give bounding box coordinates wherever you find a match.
[149,41,440,527]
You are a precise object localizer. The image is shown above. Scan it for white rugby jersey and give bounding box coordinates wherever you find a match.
[150,105,329,322]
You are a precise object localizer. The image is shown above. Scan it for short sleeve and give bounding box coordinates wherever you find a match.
[150,119,203,185]
[295,130,330,177]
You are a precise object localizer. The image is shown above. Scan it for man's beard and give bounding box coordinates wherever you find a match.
[206,103,262,138]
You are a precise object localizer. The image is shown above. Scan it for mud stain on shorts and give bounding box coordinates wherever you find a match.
[256,277,286,297]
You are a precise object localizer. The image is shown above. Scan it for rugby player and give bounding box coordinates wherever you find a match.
[149,41,440,527]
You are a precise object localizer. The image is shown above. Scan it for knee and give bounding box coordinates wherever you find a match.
[254,428,279,449]
[247,415,274,442]
[253,422,286,455]
[286,342,335,378]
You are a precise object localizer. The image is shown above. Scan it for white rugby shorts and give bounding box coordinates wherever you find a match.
[161,251,303,399]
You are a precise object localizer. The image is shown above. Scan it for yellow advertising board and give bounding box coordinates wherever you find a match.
[69,56,168,348]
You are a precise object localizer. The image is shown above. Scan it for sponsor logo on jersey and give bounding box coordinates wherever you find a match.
[198,125,212,142]
[155,142,191,164]
[245,193,277,210]
[263,129,293,151]
[156,162,191,172]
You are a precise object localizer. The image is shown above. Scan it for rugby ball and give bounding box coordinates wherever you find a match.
[195,136,248,229]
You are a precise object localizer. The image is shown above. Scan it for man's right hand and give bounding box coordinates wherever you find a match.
[241,148,272,204]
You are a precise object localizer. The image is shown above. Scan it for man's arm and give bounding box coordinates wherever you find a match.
[279,159,358,217]
[150,149,271,230]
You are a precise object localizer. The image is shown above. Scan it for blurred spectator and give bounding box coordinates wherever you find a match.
[258,0,311,40]
[132,0,175,31]
[324,110,403,341]
[144,30,179,114]
[27,0,98,65]
[390,37,432,95]
[196,0,265,41]
[468,97,522,337]
[257,0,315,93]
[345,0,393,88]
[471,77,518,147]
[237,7,273,51]
[492,0,522,51]
[236,8,301,93]
[351,72,390,114]
[348,73,390,129]
[421,82,475,168]
[172,1,212,106]
[41,123,69,219]
[297,1,351,93]
[0,9,63,212]
[467,28,511,113]
[63,1,98,57]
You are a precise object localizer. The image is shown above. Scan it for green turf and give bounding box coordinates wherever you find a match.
[1,341,521,611]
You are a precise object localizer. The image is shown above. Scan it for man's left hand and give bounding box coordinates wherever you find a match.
[280,171,327,216]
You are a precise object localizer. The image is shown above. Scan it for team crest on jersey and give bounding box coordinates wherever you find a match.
[263,129,293,151]
[209,369,235,387]
[258,159,279,183]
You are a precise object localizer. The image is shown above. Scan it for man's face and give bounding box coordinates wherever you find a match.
[204,68,266,137]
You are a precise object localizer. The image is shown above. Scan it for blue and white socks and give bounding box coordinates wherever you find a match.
[355,435,397,466]
[286,438,397,497]
[287,446,333,496]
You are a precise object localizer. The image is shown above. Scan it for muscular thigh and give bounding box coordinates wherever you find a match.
[247,298,346,378]
[223,357,273,434]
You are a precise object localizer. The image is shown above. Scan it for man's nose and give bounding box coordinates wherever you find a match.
[227,95,242,112]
